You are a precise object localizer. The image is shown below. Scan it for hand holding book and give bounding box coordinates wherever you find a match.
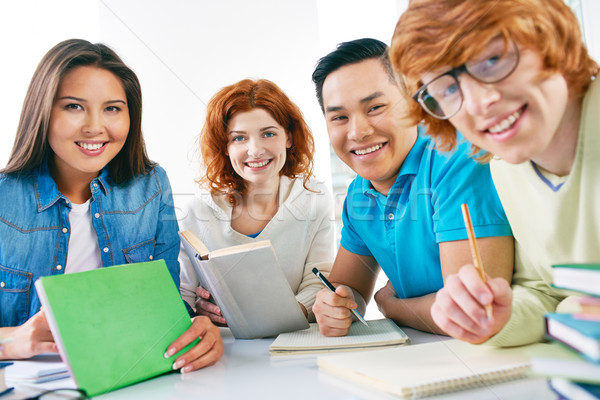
[194,286,227,326]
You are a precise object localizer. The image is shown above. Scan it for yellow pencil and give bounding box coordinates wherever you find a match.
[460,203,493,320]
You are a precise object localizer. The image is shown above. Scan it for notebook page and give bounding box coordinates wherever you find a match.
[318,339,551,399]
[270,319,408,352]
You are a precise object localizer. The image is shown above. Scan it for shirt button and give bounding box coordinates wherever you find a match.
[62,228,68,233]
[149,255,153,260]
[94,213,100,218]
[0,282,5,288]
[103,247,109,253]
[65,199,70,204]
[56,265,63,270]
[388,213,395,220]
[93,183,98,188]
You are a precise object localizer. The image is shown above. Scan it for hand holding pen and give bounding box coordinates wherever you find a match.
[312,267,368,336]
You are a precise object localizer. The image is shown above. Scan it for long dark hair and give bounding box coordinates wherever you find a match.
[2,38,154,183]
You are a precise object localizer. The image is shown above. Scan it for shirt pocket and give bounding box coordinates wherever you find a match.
[0,264,32,327]
[122,239,156,264]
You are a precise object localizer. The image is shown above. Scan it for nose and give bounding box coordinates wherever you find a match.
[459,75,501,116]
[348,114,374,142]
[83,110,105,135]
[246,138,265,158]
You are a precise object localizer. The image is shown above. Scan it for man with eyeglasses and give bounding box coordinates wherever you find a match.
[391,0,599,346]
[310,38,513,337]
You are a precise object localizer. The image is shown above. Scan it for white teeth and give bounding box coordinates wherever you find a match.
[247,160,269,168]
[488,110,522,134]
[78,142,104,150]
[354,144,383,155]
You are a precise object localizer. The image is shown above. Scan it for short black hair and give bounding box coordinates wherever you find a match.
[312,38,396,113]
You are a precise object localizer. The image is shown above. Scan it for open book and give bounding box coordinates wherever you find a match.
[318,339,551,399]
[270,318,408,356]
[35,260,195,397]
[179,230,309,339]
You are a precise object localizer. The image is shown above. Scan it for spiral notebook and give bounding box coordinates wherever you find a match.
[318,339,550,399]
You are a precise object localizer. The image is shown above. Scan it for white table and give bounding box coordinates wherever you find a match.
[6,327,557,400]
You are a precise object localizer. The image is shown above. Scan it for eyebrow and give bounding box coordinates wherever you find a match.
[229,126,281,135]
[56,96,126,105]
[325,91,385,113]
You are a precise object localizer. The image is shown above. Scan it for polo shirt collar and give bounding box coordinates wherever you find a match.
[361,134,429,196]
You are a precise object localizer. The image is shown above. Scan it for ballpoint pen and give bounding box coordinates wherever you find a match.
[312,267,369,327]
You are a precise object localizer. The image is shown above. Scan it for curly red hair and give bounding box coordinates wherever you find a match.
[199,79,315,204]
[390,0,599,158]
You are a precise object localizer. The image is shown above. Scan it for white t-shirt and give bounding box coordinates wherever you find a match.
[65,199,102,273]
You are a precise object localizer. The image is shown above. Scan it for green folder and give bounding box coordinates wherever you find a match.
[35,260,195,397]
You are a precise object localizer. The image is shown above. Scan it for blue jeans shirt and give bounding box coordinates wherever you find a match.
[0,162,181,327]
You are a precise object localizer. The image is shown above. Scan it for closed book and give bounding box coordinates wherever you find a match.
[179,230,309,339]
[35,260,195,397]
[529,342,600,384]
[545,313,600,363]
[318,339,549,399]
[549,378,600,400]
[553,264,600,297]
[270,318,409,356]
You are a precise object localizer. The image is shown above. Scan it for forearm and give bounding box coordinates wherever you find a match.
[377,293,446,335]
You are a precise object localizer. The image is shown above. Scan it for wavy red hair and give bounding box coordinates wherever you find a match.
[390,0,599,158]
[199,79,315,204]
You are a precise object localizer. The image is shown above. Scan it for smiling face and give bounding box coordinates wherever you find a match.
[322,58,416,195]
[422,45,573,166]
[226,108,291,189]
[48,66,129,185]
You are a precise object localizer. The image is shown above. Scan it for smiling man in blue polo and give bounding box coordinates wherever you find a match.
[311,38,513,336]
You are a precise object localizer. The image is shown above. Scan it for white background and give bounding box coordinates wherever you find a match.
[0,0,406,199]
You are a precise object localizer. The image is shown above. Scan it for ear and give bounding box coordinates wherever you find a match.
[286,132,292,149]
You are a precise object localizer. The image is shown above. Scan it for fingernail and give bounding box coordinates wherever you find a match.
[173,359,185,370]
[165,347,176,358]
[181,365,193,374]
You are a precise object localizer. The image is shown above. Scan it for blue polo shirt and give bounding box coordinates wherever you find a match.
[340,134,511,299]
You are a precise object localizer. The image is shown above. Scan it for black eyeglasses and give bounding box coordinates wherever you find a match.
[25,388,89,400]
[412,37,520,120]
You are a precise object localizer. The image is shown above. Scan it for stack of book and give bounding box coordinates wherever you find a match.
[530,263,600,399]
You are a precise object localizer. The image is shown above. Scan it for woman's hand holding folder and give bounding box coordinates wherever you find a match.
[164,316,224,373]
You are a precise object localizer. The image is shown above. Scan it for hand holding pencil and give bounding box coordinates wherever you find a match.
[429,204,514,344]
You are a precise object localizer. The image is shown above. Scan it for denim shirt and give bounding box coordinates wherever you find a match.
[0,162,181,327]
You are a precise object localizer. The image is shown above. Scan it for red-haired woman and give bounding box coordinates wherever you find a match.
[179,79,335,325]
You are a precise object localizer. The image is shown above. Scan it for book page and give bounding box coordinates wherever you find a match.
[270,319,409,354]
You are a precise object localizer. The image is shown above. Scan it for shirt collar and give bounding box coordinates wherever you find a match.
[361,134,429,196]
[34,160,112,211]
